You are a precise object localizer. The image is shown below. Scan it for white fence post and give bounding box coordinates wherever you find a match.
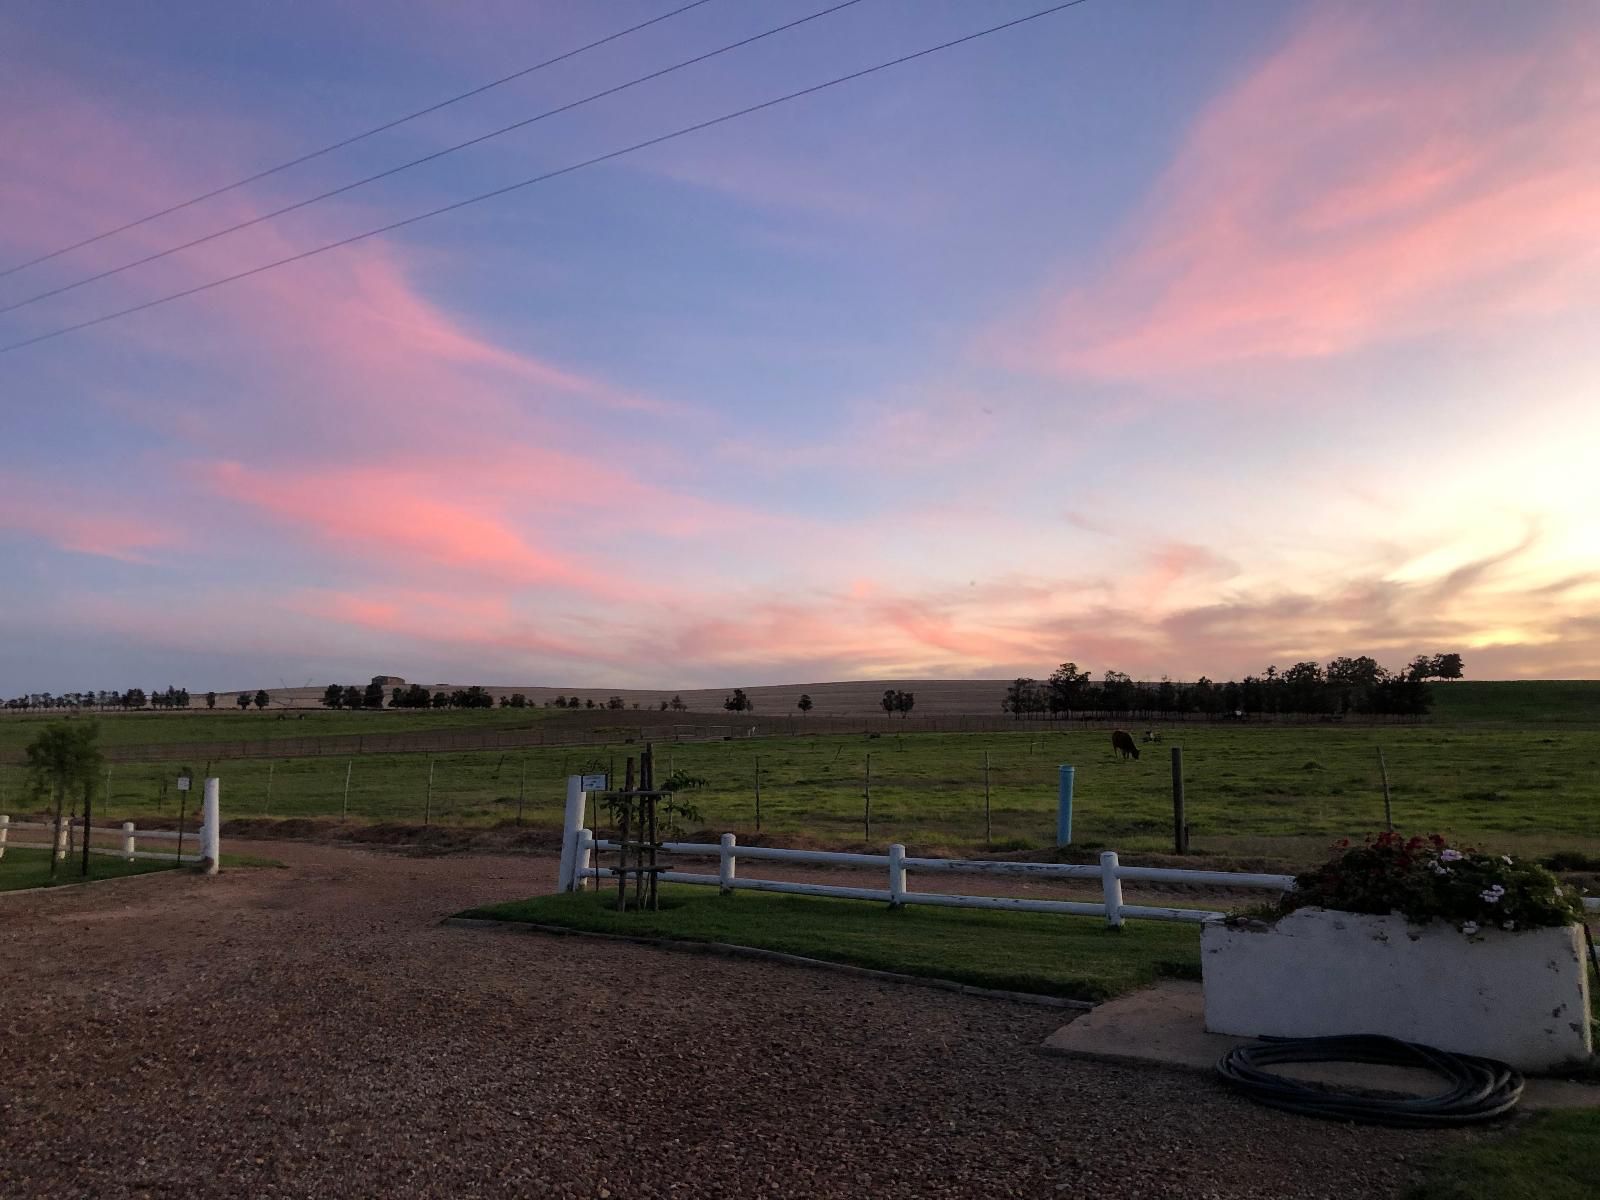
[888,843,907,908]
[121,821,136,862]
[0,813,8,860]
[719,833,737,894]
[1100,851,1124,929]
[201,778,221,875]
[575,828,593,892]
[54,816,69,861]
[557,776,585,892]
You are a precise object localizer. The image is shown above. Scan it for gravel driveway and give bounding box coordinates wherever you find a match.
[2,842,1455,1198]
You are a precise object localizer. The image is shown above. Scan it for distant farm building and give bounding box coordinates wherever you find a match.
[371,675,406,687]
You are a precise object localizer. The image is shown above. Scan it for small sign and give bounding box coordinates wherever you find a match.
[580,773,607,792]
[176,775,192,792]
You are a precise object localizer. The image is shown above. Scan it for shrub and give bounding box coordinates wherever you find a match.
[1279,832,1585,935]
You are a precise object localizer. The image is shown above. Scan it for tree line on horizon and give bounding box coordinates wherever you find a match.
[1002,654,1463,720]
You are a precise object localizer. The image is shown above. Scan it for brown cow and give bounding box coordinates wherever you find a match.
[1111,729,1140,760]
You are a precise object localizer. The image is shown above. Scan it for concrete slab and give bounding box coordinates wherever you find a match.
[1041,981,1600,1112]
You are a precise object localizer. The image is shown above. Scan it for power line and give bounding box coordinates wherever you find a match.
[0,0,869,317]
[0,1,1092,358]
[0,0,719,280]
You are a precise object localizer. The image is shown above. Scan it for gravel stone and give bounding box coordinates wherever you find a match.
[1,842,1458,1198]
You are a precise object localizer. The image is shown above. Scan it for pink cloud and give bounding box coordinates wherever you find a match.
[1011,9,1600,377]
[0,496,178,563]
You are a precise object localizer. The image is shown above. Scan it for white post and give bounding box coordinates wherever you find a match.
[888,843,907,908]
[121,821,136,862]
[557,776,586,892]
[200,777,221,875]
[1100,851,1124,929]
[575,828,594,891]
[54,816,69,860]
[719,833,737,894]
[0,813,8,860]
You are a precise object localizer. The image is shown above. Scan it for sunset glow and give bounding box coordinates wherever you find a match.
[2,1,1597,690]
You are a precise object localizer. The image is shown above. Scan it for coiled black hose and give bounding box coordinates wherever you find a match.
[1215,1034,1524,1126]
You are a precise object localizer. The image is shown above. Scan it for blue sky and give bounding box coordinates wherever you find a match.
[2,1,1598,693]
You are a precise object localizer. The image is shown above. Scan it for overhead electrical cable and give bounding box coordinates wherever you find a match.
[0,0,869,316]
[0,0,1092,357]
[0,0,719,279]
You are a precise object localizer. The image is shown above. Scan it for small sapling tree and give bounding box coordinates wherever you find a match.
[24,722,104,879]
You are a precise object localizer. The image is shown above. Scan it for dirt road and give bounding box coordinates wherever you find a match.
[2,842,1450,1198]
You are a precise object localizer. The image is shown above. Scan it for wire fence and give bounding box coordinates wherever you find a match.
[1,725,1593,855]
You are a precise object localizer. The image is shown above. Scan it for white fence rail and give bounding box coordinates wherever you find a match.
[559,795,1600,927]
[1,780,222,872]
[570,829,1296,927]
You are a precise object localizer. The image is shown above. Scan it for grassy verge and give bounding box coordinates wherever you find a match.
[1404,1111,1600,1200]
[0,846,283,892]
[461,884,1201,1003]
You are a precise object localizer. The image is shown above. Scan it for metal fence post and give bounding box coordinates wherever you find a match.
[888,843,907,908]
[719,832,737,894]
[1099,851,1124,928]
[1057,765,1075,847]
[122,821,136,862]
[557,776,585,892]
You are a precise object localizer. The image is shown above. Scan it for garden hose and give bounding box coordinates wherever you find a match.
[1215,1034,1523,1127]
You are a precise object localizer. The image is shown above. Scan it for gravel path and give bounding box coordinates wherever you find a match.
[2,842,1456,1198]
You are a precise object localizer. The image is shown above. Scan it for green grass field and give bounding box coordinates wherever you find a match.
[0,846,175,891]
[463,885,1202,1002]
[3,723,1598,865]
[2,681,1596,865]
[1403,1111,1600,1200]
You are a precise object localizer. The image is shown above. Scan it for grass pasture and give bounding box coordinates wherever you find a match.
[1,681,1595,866]
[463,885,1203,1003]
[0,723,1593,867]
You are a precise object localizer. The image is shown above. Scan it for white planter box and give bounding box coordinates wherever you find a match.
[1201,908,1593,1071]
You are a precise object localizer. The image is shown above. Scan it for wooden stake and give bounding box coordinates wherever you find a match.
[1171,746,1188,854]
[983,751,992,846]
[1378,747,1393,832]
[864,753,872,842]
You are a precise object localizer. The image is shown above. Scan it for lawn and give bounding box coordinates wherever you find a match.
[0,846,284,892]
[1404,1111,1600,1200]
[0,846,175,891]
[463,884,1203,1003]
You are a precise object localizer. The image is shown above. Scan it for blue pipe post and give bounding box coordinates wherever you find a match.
[1057,764,1075,847]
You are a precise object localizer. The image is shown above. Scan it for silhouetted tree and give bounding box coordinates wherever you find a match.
[1047,662,1091,718]
[724,689,753,713]
[669,694,687,712]
[607,695,625,711]
[205,691,217,709]
[363,681,385,709]
[322,684,344,709]
[236,692,252,709]
[797,693,813,716]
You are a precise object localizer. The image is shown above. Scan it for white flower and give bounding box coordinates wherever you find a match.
[1501,855,1513,865]
[1439,849,1464,862]
[1480,885,1505,904]
[1461,921,1480,935]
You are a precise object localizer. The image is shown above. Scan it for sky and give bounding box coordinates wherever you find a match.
[2,0,1598,693]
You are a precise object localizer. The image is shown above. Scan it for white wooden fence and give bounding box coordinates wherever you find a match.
[554,776,1600,926]
[566,829,1297,926]
[0,778,223,873]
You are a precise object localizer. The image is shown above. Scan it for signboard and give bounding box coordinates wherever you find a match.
[579,773,608,792]
[176,775,192,792]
